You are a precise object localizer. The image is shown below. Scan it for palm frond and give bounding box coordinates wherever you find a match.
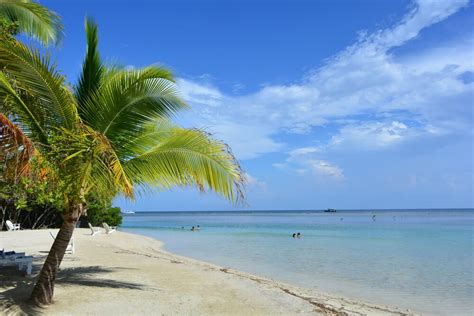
[123,122,244,204]
[0,40,79,133]
[91,130,134,198]
[0,71,47,141]
[75,17,103,109]
[50,125,134,201]
[0,0,62,45]
[79,66,187,144]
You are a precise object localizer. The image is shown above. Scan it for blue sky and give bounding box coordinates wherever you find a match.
[42,0,473,210]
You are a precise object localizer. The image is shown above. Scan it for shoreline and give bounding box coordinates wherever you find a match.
[1,229,415,315]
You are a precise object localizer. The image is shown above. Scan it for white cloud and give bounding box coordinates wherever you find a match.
[289,147,321,157]
[329,121,409,150]
[177,78,223,107]
[327,120,454,151]
[307,160,345,181]
[244,173,267,190]
[276,148,345,181]
[176,0,472,160]
[208,121,284,159]
[350,0,469,49]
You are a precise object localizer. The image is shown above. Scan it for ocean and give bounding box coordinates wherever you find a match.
[121,209,474,315]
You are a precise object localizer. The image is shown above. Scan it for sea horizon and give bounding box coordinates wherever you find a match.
[126,208,474,213]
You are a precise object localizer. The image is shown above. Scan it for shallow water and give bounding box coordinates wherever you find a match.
[122,209,474,315]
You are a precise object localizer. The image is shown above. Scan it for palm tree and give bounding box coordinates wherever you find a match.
[0,0,62,45]
[0,18,244,305]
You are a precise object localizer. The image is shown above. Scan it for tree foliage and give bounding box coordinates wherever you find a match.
[0,0,62,46]
[81,193,122,227]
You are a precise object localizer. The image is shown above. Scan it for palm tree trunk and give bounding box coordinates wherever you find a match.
[29,203,83,305]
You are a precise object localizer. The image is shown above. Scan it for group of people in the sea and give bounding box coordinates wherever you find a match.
[291,232,302,238]
[180,225,201,231]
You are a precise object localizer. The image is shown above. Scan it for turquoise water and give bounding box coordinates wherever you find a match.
[122,210,474,315]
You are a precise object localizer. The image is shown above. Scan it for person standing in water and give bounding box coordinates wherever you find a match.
[296,232,301,238]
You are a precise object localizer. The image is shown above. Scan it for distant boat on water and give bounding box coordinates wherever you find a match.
[122,210,135,214]
[324,208,337,213]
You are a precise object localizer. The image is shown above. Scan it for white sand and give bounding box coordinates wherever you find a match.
[0,229,415,315]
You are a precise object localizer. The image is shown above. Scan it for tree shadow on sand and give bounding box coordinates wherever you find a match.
[1,264,148,314]
[0,266,41,315]
[56,266,147,290]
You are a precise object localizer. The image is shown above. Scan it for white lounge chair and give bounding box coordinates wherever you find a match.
[49,232,75,254]
[1,251,25,258]
[102,223,116,234]
[88,223,101,236]
[0,251,33,275]
[5,220,20,231]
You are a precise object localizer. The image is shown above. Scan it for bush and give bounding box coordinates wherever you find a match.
[86,206,122,227]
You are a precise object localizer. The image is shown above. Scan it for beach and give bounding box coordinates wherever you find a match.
[0,0,471,314]
[0,229,410,315]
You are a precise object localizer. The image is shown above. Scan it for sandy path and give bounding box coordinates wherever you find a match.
[0,229,413,315]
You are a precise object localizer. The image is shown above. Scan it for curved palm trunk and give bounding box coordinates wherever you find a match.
[29,203,83,305]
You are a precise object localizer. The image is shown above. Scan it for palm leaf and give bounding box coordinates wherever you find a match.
[0,0,62,45]
[51,125,134,201]
[0,71,47,141]
[0,40,79,133]
[79,66,187,144]
[75,17,103,109]
[91,130,134,198]
[123,121,244,204]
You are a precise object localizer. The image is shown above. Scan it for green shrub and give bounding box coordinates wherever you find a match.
[86,206,122,227]
[78,193,123,228]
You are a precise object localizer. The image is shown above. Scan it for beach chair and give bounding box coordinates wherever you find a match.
[1,250,26,258]
[0,251,33,275]
[88,223,101,236]
[49,232,75,254]
[5,220,20,231]
[102,223,116,234]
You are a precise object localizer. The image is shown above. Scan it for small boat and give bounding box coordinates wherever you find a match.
[121,210,135,214]
[324,208,337,213]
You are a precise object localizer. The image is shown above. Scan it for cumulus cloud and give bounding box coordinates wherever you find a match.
[328,121,413,150]
[326,120,453,151]
[275,147,345,181]
[176,0,472,161]
[308,160,345,181]
[207,121,284,159]
[177,79,223,107]
[289,147,321,156]
[244,173,267,190]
